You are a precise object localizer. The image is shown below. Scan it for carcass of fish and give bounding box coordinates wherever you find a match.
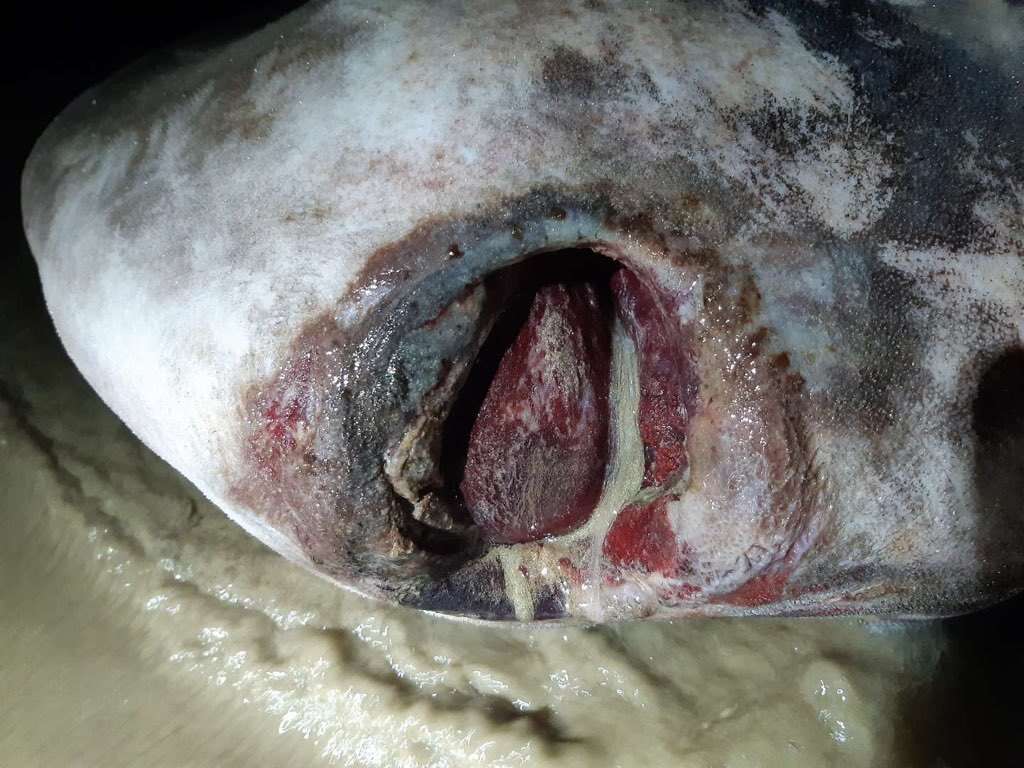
[21,0,1024,621]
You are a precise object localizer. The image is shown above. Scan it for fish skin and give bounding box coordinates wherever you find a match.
[21,0,1024,621]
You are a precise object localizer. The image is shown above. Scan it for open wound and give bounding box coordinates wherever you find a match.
[424,250,698,618]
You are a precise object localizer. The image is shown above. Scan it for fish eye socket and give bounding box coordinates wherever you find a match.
[972,346,1024,446]
[229,201,830,624]
[386,244,699,619]
[234,225,716,620]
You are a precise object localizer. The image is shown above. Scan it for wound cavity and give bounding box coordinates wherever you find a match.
[460,281,611,543]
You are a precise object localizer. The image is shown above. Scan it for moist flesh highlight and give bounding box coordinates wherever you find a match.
[441,248,621,545]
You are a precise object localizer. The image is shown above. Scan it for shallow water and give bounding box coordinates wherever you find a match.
[3,240,1022,767]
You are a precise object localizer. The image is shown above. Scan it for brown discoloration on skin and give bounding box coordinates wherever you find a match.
[771,351,791,371]
[738,278,763,326]
[182,20,361,164]
[541,46,599,100]
[532,35,663,135]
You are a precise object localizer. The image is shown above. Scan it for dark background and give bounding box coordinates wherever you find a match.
[2,2,1023,765]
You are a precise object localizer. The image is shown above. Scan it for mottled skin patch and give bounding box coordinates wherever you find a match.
[22,0,1024,621]
[747,0,1024,249]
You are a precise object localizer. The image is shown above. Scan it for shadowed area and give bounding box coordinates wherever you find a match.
[973,348,1024,575]
[895,594,1024,765]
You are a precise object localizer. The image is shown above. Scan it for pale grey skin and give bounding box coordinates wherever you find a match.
[22,0,1024,622]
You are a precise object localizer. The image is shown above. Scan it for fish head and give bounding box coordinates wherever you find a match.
[21,0,1024,621]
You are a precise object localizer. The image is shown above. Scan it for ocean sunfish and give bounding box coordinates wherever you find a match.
[22,0,1024,621]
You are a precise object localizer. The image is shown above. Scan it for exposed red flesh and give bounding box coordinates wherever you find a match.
[252,353,314,478]
[597,269,698,587]
[718,570,790,607]
[460,282,611,543]
[602,497,682,575]
[610,269,694,489]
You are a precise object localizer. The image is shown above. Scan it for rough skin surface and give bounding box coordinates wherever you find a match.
[22,0,1024,621]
